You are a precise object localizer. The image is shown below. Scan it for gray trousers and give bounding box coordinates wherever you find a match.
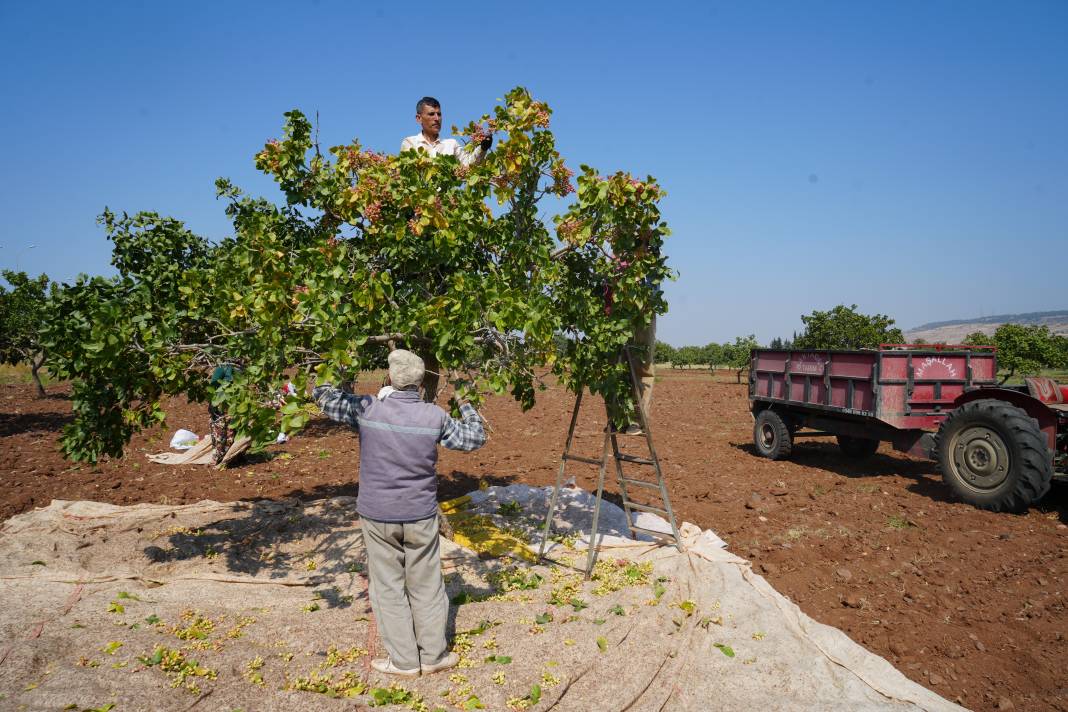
[632,314,656,417]
[361,515,449,670]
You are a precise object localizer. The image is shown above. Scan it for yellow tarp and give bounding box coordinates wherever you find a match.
[439,495,537,562]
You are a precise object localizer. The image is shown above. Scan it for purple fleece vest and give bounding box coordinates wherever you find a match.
[355,389,447,522]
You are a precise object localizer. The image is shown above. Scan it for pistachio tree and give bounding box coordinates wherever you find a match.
[0,270,55,397]
[44,88,672,463]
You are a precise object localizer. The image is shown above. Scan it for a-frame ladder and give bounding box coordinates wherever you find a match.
[537,348,682,578]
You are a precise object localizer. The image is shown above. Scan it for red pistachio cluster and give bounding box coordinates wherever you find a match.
[532,102,551,128]
[552,163,576,195]
[557,218,585,244]
[469,123,492,146]
[364,201,382,224]
[256,139,282,171]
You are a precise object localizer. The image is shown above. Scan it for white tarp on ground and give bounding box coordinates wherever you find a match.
[0,488,965,712]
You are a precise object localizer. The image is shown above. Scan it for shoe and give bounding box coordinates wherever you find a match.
[420,652,460,675]
[370,658,421,677]
[623,423,644,436]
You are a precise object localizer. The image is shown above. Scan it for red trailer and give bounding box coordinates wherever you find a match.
[748,345,1066,511]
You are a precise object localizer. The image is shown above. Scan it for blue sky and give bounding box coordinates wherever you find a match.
[1,1,1065,346]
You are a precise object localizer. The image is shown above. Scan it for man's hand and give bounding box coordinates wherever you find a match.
[449,378,473,409]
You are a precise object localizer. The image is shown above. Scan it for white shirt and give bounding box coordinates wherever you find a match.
[400,133,486,167]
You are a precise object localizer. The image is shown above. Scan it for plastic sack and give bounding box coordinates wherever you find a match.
[169,429,200,450]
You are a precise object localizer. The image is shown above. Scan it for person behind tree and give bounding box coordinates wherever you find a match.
[400,96,492,165]
[312,349,486,677]
[629,226,660,434]
[604,229,659,435]
[208,363,237,464]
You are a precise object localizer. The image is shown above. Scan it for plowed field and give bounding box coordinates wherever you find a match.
[2,370,1066,711]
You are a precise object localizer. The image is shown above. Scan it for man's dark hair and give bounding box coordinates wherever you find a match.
[416,96,440,114]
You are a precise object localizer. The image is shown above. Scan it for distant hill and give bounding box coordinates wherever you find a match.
[905,310,1068,344]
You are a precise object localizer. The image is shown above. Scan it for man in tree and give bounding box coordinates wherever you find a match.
[400,96,492,164]
[312,349,486,677]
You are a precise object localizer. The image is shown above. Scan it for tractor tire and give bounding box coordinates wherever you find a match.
[753,409,792,460]
[837,435,880,459]
[935,399,1052,512]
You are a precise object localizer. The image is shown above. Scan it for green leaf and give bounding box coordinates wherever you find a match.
[462,695,485,710]
[139,647,164,667]
[535,612,553,625]
[596,636,608,652]
[713,643,735,658]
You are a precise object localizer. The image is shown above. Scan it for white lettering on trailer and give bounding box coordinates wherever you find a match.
[915,356,958,380]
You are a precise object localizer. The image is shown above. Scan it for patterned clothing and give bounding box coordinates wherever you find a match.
[208,411,232,465]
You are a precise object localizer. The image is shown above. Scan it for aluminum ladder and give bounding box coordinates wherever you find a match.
[537,347,682,578]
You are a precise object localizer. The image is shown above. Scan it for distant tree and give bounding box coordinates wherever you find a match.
[701,342,723,369]
[654,340,676,365]
[793,304,904,350]
[911,337,927,345]
[769,337,784,349]
[962,331,994,346]
[991,323,1063,384]
[0,270,55,397]
[722,334,759,383]
[674,345,703,369]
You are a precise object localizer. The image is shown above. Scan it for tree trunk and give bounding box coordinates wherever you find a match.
[998,367,1014,386]
[30,353,46,398]
[423,353,441,404]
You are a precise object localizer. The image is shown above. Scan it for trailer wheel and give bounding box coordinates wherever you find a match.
[837,435,879,459]
[935,399,1052,512]
[754,410,792,460]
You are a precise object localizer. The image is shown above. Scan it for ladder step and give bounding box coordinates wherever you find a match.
[628,524,678,541]
[620,477,660,490]
[615,453,654,465]
[622,501,668,516]
[563,454,603,466]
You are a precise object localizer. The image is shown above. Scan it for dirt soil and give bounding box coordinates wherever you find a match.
[2,370,1066,711]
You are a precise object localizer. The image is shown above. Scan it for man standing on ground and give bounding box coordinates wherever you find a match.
[312,349,486,677]
[401,96,492,165]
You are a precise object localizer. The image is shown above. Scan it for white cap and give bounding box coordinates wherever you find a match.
[388,349,425,390]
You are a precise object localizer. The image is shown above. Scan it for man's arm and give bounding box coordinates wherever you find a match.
[456,140,490,168]
[400,136,417,153]
[440,402,487,451]
[312,384,370,427]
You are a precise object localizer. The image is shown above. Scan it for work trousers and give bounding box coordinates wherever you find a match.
[361,515,449,670]
[632,314,656,417]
